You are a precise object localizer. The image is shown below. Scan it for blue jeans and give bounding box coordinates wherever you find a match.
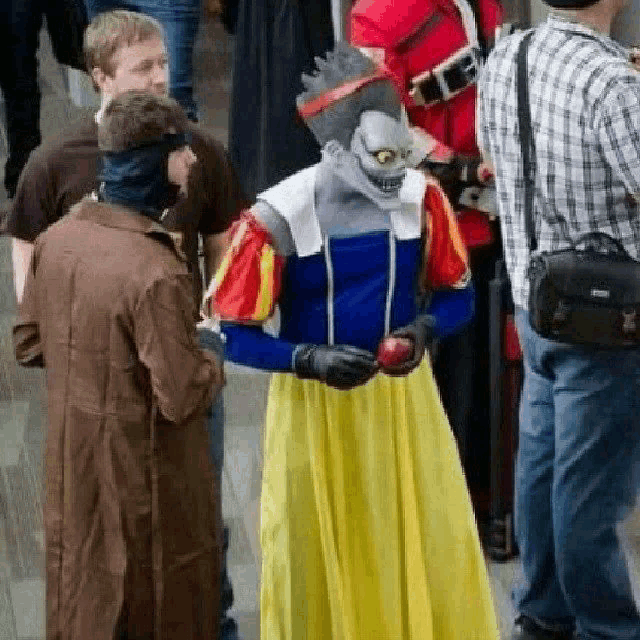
[197,328,226,474]
[514,308,640,640]
[84,0,200,120]
[197,328,240,640]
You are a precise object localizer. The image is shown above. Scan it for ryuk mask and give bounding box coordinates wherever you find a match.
[350,111,412,196]
[297,43,410,206]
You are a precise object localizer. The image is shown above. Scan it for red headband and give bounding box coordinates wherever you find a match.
[297,70,391,120]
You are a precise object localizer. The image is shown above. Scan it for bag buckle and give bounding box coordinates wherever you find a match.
[551,300,570,330]
[622,310,637,335]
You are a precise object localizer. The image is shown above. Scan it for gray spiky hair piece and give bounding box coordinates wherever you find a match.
[297,42,402,149]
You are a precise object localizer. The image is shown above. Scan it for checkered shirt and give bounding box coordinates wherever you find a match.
[477,15,640,310]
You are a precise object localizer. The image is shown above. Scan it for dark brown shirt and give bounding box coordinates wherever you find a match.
[6,113,248,304]
[14,199,224,640]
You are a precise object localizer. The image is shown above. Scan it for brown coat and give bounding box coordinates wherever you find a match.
[13,199,224,640]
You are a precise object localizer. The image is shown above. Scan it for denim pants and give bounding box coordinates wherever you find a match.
[197,328,239,640]
[197,328,226,474]
[84,0,200,120]
[514,308,640,640]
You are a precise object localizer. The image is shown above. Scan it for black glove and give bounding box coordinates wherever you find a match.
[293,344,379,390]
[419,155,487,204]
[381,315,435,376]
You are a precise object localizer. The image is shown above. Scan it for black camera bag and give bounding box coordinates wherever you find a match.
[527,234,640,346]
[517,32,640,347]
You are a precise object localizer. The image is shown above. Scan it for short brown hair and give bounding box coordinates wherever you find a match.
[84,9,164,76]
[98,91,189,152]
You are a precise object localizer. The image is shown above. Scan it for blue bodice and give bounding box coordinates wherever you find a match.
[279,231,421,352]
[220,229,473,372]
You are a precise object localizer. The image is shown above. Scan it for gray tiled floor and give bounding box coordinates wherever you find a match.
[0,14,525,640]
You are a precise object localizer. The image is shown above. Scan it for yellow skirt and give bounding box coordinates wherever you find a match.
[260,358,499,640]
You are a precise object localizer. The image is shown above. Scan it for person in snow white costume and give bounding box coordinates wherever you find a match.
[203,43,499,640]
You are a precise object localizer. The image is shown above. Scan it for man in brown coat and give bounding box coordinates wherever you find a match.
[13,91,224,640]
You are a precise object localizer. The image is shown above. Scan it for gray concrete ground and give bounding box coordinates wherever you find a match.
[0,15,519,640]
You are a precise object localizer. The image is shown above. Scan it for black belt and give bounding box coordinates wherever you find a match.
[409,47,482,106]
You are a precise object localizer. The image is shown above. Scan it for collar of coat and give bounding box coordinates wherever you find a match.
[70,197,188,261]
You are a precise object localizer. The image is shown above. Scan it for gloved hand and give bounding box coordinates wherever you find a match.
[293,344,379,390]
[380,315,435,376]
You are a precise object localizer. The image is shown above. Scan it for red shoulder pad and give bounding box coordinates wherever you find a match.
[203,213,284,323]
[423,181,470,289]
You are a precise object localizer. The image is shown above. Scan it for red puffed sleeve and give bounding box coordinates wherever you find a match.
[203,213,285,323]
[422,179,470,290]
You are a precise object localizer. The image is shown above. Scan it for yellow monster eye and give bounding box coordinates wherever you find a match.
[374,149,397,164]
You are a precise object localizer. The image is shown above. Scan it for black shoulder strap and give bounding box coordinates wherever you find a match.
[516,31,536,253]
[517,28,612,254]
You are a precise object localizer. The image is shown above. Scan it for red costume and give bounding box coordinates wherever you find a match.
[349,0,503,247]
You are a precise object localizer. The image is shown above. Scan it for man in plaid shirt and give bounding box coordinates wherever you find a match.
[478,0,640,638]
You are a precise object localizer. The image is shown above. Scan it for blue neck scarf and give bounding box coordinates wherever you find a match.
[98,133,190,221]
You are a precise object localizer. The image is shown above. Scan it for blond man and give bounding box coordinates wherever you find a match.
[7,9,247,305]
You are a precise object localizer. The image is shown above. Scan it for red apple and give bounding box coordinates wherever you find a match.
[376,336,414,367]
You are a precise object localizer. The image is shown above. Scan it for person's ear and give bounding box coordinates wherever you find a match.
[91,67,110,94]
